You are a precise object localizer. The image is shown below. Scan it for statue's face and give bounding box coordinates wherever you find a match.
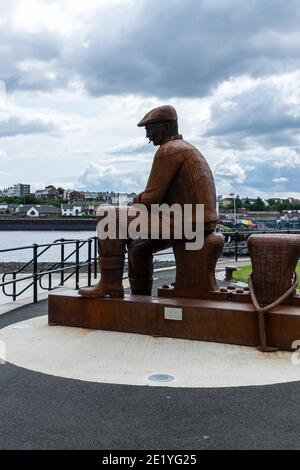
[145,122,168,146]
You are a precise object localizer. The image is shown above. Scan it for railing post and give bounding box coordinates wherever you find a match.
[60,238,65,285]
[88,238,92,287]
[32,243,38,303]
[12,272,16,301]
[94,236,98,279]
[48,272,52,291]
[75,240,80,290]
[235,231,238,262]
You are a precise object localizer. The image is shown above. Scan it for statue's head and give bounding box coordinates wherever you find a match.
[137,105,178,146]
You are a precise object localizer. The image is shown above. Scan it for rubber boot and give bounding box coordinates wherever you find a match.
[129,277,153,296]
[78,255,125,298]
[79,237,126,298]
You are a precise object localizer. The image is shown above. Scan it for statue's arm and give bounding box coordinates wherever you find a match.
[135,150,182,206]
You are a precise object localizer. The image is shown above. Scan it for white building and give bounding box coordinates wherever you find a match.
[16,204,61,217]
[26,207,39,217]
[61,204,82,216]
[111,193,134,205]
[84,192,99,200]
[35,189,50,198]
[1,184,30,197]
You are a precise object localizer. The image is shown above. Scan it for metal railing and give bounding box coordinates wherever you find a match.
[0,237,98,304]
[220,229,300,261]
[1,229,299,304]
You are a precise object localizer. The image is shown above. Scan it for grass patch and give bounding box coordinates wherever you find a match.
[233,262,300,291]
[232,265,252,284]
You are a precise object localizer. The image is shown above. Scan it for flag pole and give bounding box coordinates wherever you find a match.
[233,194,236,225]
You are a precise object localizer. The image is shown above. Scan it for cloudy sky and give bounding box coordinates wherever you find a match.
[0,0,300,198]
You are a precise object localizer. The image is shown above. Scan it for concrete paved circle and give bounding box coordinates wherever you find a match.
[1,315,300,388]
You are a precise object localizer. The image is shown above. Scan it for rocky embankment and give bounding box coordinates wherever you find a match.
[0,260,176,274]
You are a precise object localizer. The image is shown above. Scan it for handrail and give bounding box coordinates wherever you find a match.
[0,237,98,303]
[0,239,87,253]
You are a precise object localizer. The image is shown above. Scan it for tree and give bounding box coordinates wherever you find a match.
[252,197,266,211]
[24,194,38,204]
[235,195,242,209]
[243,197,252,210]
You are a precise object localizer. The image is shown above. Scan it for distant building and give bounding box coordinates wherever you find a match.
[14,183,30,198]
[0,203,18,215]
[63,190,85,201]
[61,202,103,216]
[35,189,49,198]
[61,204,83,216]
[240,198,258,206]
[111,193,135,205]
[16,204,61,217]
[84,191,100,200]
[216,195,223,215]
[267,198,285,205]
[98,191,114,203]
[1,183,30,198]
[25,207,39,217]
[220,197,233,207]
[35,185,59,199]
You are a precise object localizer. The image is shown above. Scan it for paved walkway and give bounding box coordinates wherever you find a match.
[1,297,300,449]
[1,264,300,449]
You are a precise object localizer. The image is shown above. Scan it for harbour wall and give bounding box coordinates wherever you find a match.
[0,218,96,231]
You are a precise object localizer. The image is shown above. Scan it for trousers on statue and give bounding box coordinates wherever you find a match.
[78,205,215,298]
[79,206,174,298]
[128,239,171,295]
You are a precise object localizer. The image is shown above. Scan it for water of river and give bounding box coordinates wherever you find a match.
[0,231,174,262]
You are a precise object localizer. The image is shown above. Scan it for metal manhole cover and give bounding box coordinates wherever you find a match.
[148,374,175,383]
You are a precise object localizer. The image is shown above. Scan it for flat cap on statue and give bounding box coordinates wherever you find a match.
[137,105,178,127]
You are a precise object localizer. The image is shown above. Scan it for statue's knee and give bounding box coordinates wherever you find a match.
[128,239,153,257]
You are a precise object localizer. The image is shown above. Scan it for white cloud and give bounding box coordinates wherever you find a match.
[0,80,87,138]
[272,177,288,183]
[77,162,146,193]
[213,155,246,184]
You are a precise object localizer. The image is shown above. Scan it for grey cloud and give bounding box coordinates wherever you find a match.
[206,84,300,137]
[76,0,300,98]
[2,0,300,97]
[213,151,300,195]
[204,79,300,149]
[0,117,58,138]
[0,27,63,92]
[107,139,153,155]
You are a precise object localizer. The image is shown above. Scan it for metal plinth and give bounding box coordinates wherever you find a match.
[48,290,300,351]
